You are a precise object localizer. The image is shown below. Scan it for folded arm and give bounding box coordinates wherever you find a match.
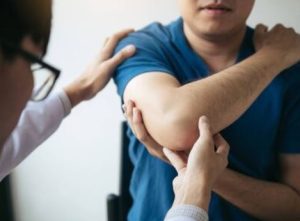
[124,24,300,150]
[124,49,287,150]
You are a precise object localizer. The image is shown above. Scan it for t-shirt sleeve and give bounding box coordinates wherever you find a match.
[277,65,300,154]
[113,30,176,99]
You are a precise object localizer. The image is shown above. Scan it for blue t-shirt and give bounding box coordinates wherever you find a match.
[113,18,300,221]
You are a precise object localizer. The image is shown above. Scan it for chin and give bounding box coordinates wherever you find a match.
[198,23,241,38]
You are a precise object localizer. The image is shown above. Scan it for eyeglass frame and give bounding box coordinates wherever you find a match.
[0,39,61,101]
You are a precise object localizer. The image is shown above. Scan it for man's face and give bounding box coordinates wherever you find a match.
[178,0,255,38]
[0,37,42,146]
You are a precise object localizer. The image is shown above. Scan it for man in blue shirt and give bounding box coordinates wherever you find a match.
[113,1,300,220]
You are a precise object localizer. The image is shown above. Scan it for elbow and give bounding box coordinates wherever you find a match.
[156,108,200,151]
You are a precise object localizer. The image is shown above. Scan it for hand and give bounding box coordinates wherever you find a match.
[123,100,170,163]
[64,29,136,107]
[163,116,230,210]
[254,23,300,69]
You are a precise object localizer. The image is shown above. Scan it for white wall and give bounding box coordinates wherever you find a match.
[10,1,300,221]
[248,0,300,30]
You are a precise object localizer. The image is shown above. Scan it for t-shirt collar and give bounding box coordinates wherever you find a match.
[171,17,255,77]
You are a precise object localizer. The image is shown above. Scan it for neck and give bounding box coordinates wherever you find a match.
[184,24,247,73]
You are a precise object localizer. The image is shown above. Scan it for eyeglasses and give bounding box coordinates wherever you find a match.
[1,40,60,101]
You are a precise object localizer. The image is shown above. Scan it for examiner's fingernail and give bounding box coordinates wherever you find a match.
[124,44,136,53]
[162,148,167,154]
[122,104,127,112]
[200,116,208,123]
[163,148,171,154]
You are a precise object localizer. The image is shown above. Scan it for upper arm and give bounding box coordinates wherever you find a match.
[113,31,200,149]
[124,72,198,149]
[280,154,300,194]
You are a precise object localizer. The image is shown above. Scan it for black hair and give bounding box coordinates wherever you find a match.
[0,0,52,59]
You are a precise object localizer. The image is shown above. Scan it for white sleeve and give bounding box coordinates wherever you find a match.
[164,205,209,221]
[0,90,72,181]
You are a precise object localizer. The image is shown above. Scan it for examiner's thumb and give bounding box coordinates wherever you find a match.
[198,116,212,138]
[214,134,230,158]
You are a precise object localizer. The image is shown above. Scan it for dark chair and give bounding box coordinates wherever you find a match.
[107,121,134,221]
[0,176,15,221]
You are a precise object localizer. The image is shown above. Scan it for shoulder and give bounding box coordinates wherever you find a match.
[114,19,181,53]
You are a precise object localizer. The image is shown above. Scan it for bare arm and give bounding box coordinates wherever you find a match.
[213,154,300,221]
[0,29,135,180]
[64,29,136,107]
[124,25,300,150]
[125,103,300,220]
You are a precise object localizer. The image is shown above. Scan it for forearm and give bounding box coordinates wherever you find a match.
[63,78,90,108]
[136,50,285,150]
[213,169,300,221]
[165,183,210,221]
[174,182,211,211]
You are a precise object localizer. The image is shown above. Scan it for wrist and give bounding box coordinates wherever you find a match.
[175,181,211,211]
[257,48,290,72]
[63,82,84,108]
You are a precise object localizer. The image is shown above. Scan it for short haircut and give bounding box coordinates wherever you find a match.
[0,0,52,59]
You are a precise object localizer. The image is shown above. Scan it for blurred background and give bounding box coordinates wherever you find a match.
[8,0,300,221]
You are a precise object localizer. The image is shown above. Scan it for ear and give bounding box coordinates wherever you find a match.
[20,35,44,57]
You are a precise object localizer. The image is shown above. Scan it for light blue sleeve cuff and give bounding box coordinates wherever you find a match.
[164,205,209,221]
[58,90,72,117]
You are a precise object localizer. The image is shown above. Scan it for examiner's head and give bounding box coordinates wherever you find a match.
[0,0,53,146]
[178,0,255,40]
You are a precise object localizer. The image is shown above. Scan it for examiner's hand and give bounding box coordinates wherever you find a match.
[254,23,300,68]
[64,29,136,107]
[123,100,169,163]
[163,116,229,210]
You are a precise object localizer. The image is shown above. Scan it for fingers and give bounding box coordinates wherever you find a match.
[254,24,268,51]
[255,23,268,34]
[132,107,150,143]
[124,100,169,162]
[124,100,135,134]
[100,28,134,61]
[214,134,230,157]
[132,107,169,162]
[163,148,186,173]
[107,44,136,67]
[95,28,135,77]
[189,116,213,155]
[198,116,213,140]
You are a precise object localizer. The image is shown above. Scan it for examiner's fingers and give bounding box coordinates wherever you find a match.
[132,108,169,163]
[98,44,136,80]
[163,148,186,173]
[124,100,136,134]
[132,107,150,143]
[198,116,213,140]
[107,44,136,67]
[100,28,135,61]
[214,134,230,157]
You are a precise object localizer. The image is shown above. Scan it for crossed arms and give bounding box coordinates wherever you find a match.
[123,25,300,220]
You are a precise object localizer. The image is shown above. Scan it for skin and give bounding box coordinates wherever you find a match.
[124,24,300,150]
[122,1,300,220]
[0,36,39,148]
[163,116,229,211]
[125,108,229,212]
[178,0,255,72]
[0,29,136,150]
